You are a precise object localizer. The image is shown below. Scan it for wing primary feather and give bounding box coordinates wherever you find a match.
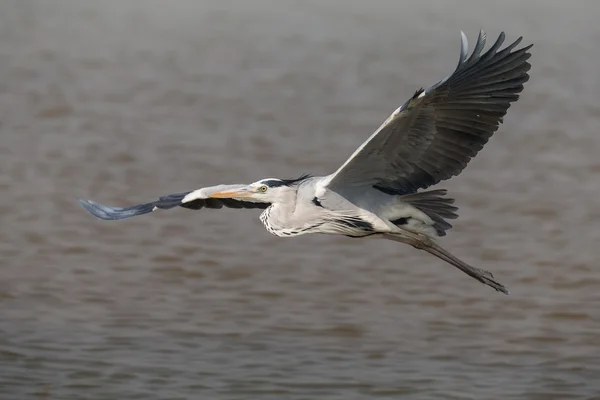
[457,31,469,68]
[156,192,192,209]
[466,29,487,64]
[477,31,507,64]
[78,199,156,220]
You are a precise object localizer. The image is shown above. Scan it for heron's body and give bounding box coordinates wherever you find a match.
[254,177,438,238]
[80,31,532,294]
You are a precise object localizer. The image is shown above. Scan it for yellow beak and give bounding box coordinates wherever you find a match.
[209,188,253,199]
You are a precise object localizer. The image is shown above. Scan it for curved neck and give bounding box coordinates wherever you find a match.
[260,191,302,237]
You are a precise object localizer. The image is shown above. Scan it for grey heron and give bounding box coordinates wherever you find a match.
[80,30,532,294]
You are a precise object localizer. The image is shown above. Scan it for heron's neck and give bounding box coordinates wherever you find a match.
[259,192,308,237]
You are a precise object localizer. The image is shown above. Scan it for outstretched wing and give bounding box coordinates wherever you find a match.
[79,184,269,221]
[325,30,532,196]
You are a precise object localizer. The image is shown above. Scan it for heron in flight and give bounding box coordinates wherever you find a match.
[80,31,532,294]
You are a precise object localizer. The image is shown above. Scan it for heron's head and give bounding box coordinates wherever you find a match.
[208,175,311,204]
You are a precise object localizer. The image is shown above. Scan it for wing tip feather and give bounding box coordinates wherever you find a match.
[458,31,469,67]
[78,199,155,221]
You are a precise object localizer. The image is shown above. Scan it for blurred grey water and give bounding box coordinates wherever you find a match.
[1,1,600,399]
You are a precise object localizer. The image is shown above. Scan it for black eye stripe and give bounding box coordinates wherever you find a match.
[262,180,285,188]
[260,174,312,188]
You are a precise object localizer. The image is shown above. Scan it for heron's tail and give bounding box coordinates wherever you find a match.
[400,189,458,236]
[385,233,508,294]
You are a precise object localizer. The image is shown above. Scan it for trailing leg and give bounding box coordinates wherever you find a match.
[385,232,508,294]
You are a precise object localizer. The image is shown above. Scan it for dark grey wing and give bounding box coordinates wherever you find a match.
[326,30,532,195]
[79,184,269,221]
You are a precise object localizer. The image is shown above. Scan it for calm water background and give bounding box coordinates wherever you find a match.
[1,1,599,399]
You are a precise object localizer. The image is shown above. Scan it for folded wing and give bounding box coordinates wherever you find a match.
[79,184,269,221]
[326,30,532,196]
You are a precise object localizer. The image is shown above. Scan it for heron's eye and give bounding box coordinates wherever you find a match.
[259,185,268,192]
